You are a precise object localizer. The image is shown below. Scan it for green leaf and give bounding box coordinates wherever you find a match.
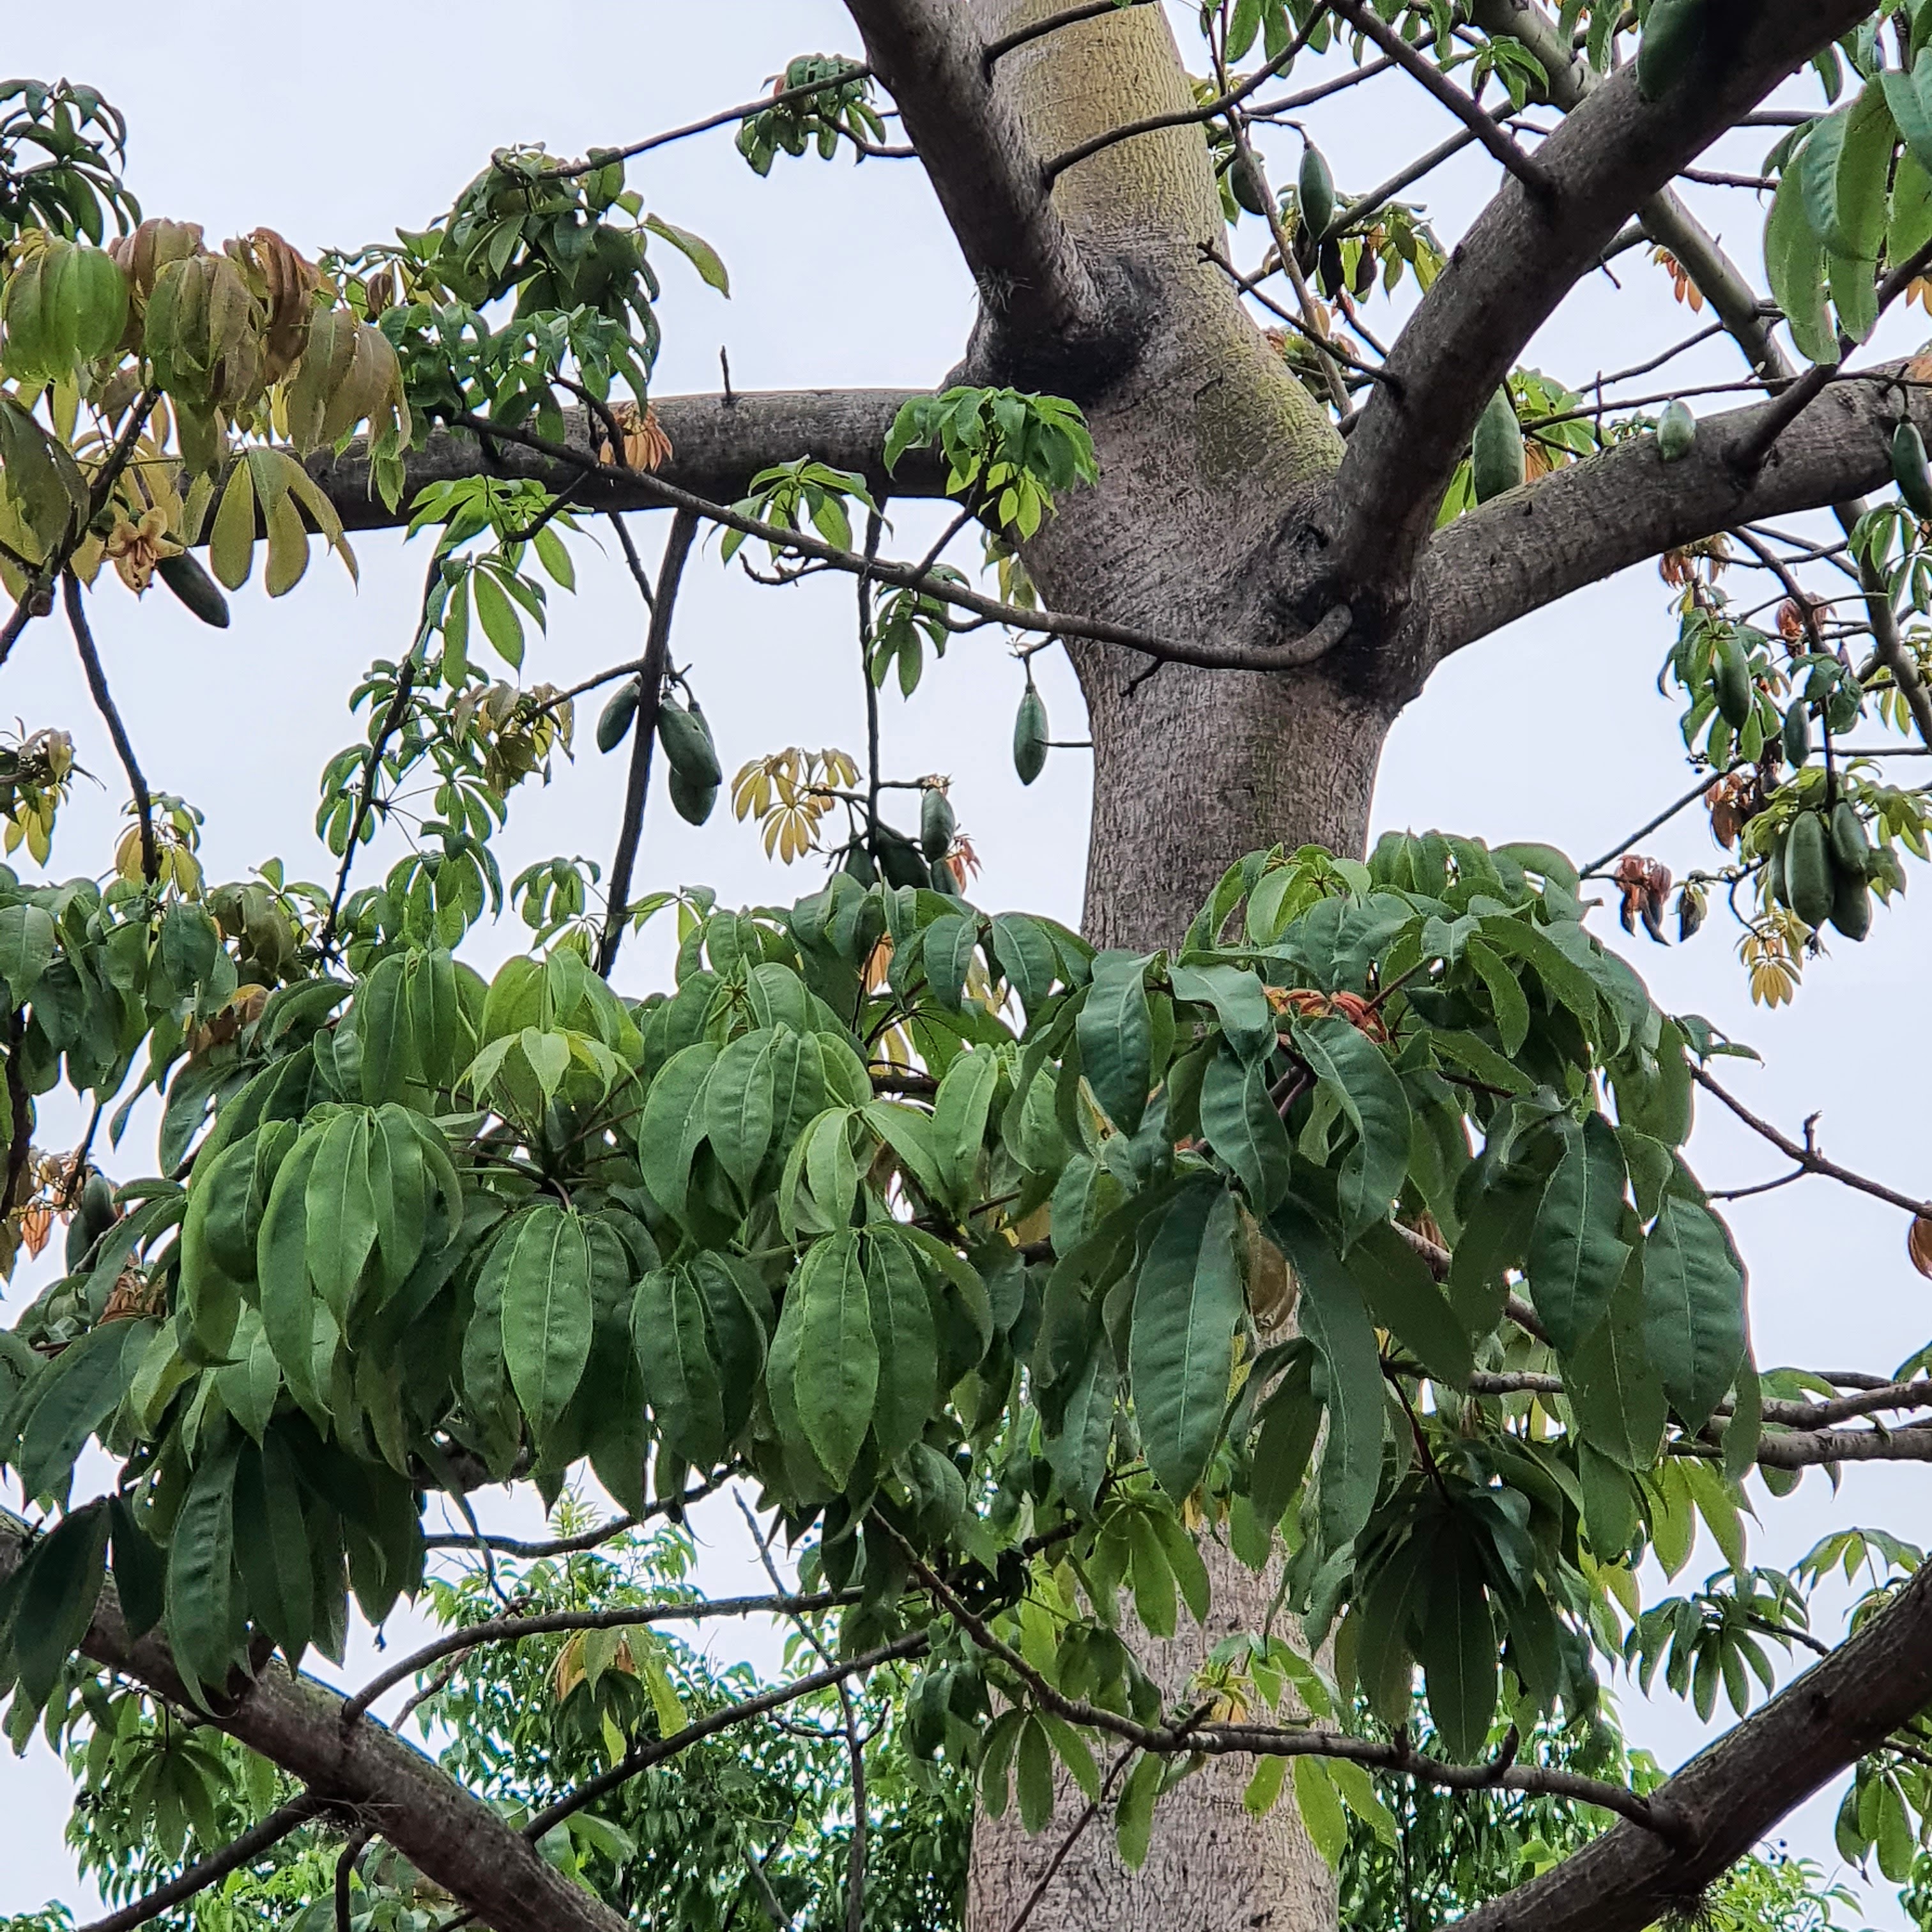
[1641,1195,1746,1434]
[1015,1713,1055,1834]
[703,1028,777,1197]
[631,1265,726,1467]
[303,1109,378,1319]
[1348,1221,1472,1386]
[233,1437,312,1664]
[1766,148,1840,364]
[1130,1185,1244,1501]
[1526,1115,1630,1355]
[1125,1507,1177,1637]
[931,1049,999,1214]
[106,1494,165,1640]
[1565,1250,1668,1471]
[1885,54,1932,181]
[1327,1757,1400,1846]
[636,1042,717,1220]
[792,1230,878,1483]
[645,212,731,294]
[10,1502,110,1706]
[1289,1016,1410,1247]
[499,1203,594,1445]
[990,914,1059,1019]
[1268,1202,1385,1551]
[1249,1346,1319,1523]
[864,1230,937,1464]
[1799,84,1894,261]
[256,1131,325,1418]
[1199,1041,1290,1212]
[1293,1757,1349,1869]
[1416,1536,1497,1762]
[0,901,55,1002]
[1078,951,1153,1135]
[1245,1754,1288,1817]
[1115,1751,1162,1867]
[1462,937,1528,1056]
[166,1440,241,1704]
[1170,963,1276,1062]
[470,564,525,668]
[13,1319,143,1501]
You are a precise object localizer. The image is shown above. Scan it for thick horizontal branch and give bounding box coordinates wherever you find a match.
[450,411,1343,671]
[304,390,943,535]
[1455,1534,1932,1932]
[1409,367,1929,668]
[0,1509,632,1932]
[1329,0,1869,597]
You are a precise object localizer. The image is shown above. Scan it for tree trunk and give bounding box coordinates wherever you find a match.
[959,6,1393,1929]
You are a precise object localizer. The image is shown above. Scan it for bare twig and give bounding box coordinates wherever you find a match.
[1001,1746,1138,1932]
[1692,1065,1932,1223]
[597,507,697,976]
[982,0,1157,69]
[63,573,156,885]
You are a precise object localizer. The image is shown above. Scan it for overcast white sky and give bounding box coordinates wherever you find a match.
[3,4,1929,1921]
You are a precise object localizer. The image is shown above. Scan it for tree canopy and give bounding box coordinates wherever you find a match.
[6,5,1932,1931]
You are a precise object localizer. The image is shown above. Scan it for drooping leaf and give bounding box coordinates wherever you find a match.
[1130,1184,1245,1501]
[1526,1115,1630,1356]
[1641,1195,1747,1435]
[1199,1041,1290,1213]
[1289,1016,1410,1247]
[1078,951,1153,1135]
[499,1203,595,1445]
[791,1229,878,1483]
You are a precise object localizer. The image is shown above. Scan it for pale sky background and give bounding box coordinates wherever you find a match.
[2,3,1929,1922]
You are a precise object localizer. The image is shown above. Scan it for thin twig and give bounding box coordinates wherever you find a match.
[1692,1066,1932,1222]
[983,0,1157,69]
[75,1794,330,1932]
[341,1587,855,1728]
[519,1633,929,1844]
[320,551,445,956]
[540,63,875,180]
[597,507,697,976]
[335,1823,375,1932]
[63,573,156,885]
[1326,0,1552,199]
[1000,1746,1138,1932]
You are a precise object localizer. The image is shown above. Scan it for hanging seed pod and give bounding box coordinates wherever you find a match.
[1470,387,1524,503]
[920,785,956,862]
[155,553,231,629]
[1657,399,1698,461]
[1781,696,1811,767]
[1298,142,1335,242]
[1894,422,1932,520]
[657,696,722,788]
[1013,684,1049,786]
[596,679,641,753]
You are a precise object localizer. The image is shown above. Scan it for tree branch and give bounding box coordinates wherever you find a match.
[1326,0,1552,198]
[339,1588,857,1729]
[1328,0,1870,601]
[1454,1556,1932,1932]
[841,0,1107,347]
[75,1793,333,1932]
[0,1508,634,1932]
[1409,365,1932,668]
[303,391,944,535]
[596,507,696,977]
[63,574,155,886]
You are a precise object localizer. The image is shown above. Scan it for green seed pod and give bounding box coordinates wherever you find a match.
[667,766,717,826]
[596,680,641,754]
[1299,142,1335,242]
[1781,696,1811,768]
[155,551,231,629]
[876,829,930,890]
[1894,422,1932,521]
[1711,629,1752,728]
[65,1171,117,1271]
[1830,799,1872,878]
[1657,399,1698,461]
[1636,0,1707,102]
[1827,675,1864,735]
[1830,863,1873,941]
[1785,808,1834,929]
[1014,684,1049,786]
[1229,154,1269,218]
[1470,387,1525,504]
[657,696,722,788]
[920,786,956,862]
